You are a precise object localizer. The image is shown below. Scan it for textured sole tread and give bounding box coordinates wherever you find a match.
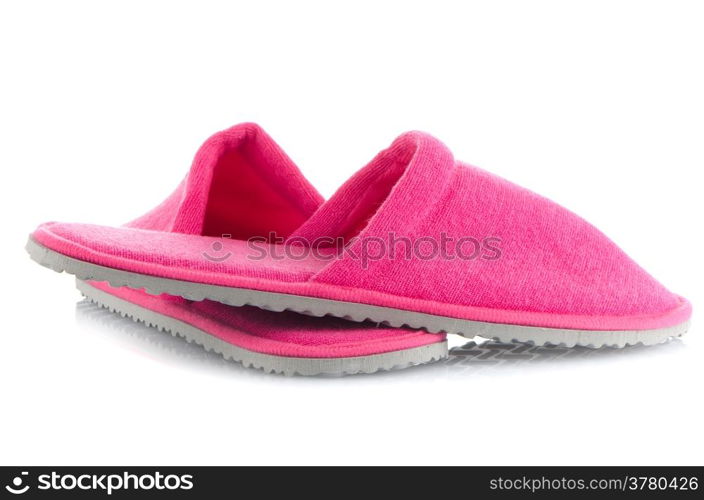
[76,280,447,376]
[27,238,689,349]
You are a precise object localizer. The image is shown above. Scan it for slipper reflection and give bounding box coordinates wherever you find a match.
[445,337,685,371]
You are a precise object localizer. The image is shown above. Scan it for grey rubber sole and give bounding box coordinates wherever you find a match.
[76,280,448,376]
[28,237,689,348]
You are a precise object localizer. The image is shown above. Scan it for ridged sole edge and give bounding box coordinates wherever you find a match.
[28,237,689,349]
[76,280,448,377]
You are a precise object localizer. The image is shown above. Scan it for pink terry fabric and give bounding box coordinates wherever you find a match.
[292,132,689,324]
[40,222,328,282]
[79,123,444,358]
[127,122,323,239]
[87,282,442,358]
[32,128,691,332]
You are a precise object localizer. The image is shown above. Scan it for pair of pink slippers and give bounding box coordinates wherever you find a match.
[28,123,691,375]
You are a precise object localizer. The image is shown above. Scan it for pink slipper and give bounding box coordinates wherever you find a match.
[38,123,447,375]
[78,281,446,376]
[28,127,690,347]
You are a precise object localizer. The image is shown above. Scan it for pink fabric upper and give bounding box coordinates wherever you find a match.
[33,127,690,332]
[79,123,444,358]
[292,132,686,319]
[87,282,441,358]
[127,122,323,239]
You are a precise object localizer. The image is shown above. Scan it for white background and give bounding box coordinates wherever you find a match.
[1,1,702,466]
